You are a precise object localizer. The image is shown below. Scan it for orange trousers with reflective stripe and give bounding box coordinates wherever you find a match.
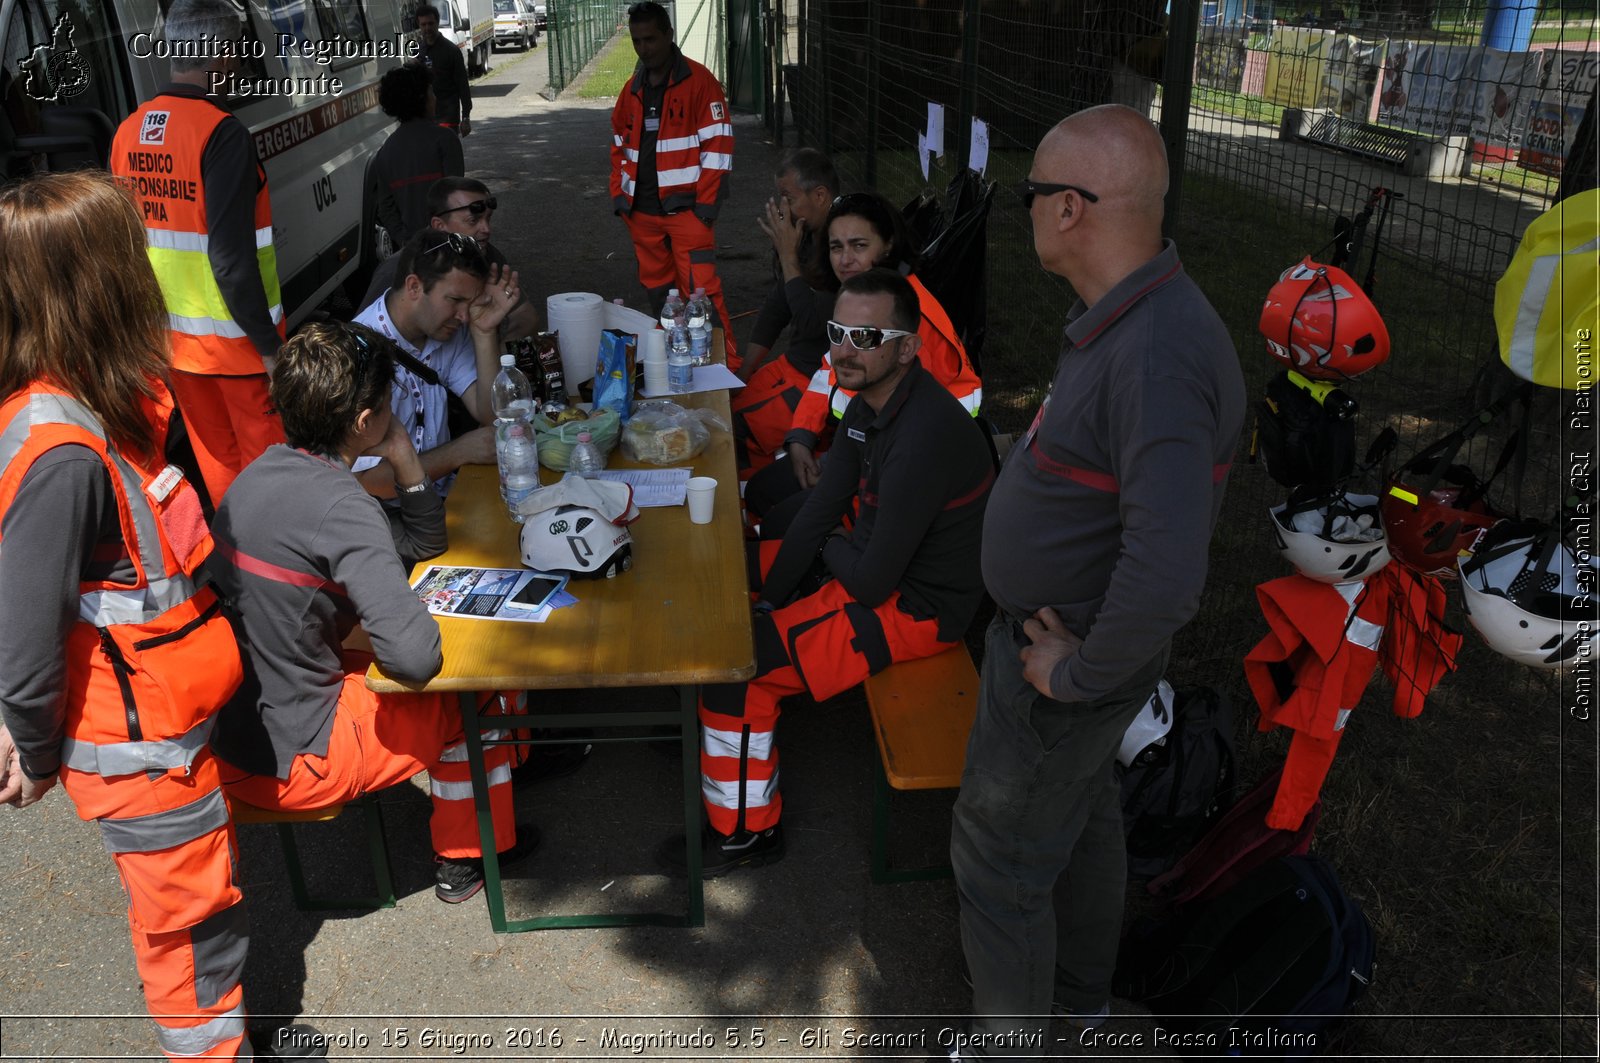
[220,665,517,859]
[697,579,952,835]
[622,211,739,367]
[168,370,285,509]
[732,355,811,477]
[62,750,250,1061]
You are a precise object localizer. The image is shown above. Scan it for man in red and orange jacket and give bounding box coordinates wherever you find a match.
[609,1,738,366]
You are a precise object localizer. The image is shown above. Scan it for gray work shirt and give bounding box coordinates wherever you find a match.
[981,241,1246,703]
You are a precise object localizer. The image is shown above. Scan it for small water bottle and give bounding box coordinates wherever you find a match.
[668,325,693,393]
[568,430,605,476]
[658,288,685,332]
[491,353,534,422]
[497,422,539,521]
[687,287,711,366]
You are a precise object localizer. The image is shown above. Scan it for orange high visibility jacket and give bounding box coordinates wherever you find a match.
[789,273,982,446]
[111,93,285,376]
[609,51,733,223]
[0,382,243,821]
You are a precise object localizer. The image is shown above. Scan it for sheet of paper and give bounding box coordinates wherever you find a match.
[918,132,931,180]
[926,101,945,158]
[969,117,991,175]
[636,362,746,398]
[588,467,692,507]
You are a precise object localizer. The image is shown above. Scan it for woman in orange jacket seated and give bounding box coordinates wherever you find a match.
[745,191,982,519]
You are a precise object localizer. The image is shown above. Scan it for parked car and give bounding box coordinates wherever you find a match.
[493,0,536,49]
[533,1,547,30]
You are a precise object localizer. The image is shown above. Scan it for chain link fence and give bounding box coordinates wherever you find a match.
[545,0,625,95]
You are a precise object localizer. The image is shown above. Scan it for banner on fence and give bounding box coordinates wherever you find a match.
[1195,27,1247,91]
[1376,41,1481,135]
[1316,36,1385,122]
[1264,27,1332,107]
[1519,46,1600,177]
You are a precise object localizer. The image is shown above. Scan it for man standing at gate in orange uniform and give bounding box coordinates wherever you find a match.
[111,0,286,507]
[610,0,738,366]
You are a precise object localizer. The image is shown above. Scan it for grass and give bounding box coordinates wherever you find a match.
[575,33,637,98]
[1193,84,1289,127]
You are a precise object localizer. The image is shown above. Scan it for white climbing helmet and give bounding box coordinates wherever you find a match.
[1459,519,1596,671]
[519,504,634,579]
[1270,491,1391,584]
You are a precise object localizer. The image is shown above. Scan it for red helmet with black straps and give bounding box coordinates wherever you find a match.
[1260,258,1391,381]
[1381,465,1503,579]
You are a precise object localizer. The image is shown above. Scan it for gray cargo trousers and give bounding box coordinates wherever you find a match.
[950,613,1167,1059]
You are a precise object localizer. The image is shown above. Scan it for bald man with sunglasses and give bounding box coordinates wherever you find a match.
[668,268,994,877]
[947,106,1245,1058]
[362,177,540,339]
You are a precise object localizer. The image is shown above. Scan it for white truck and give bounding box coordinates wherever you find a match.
[437,0,492,75]
[1,0,411,322]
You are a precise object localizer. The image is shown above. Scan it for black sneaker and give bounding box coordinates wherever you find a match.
[434,822,543,903]
[657,823,785,878]
[510,734,594,788]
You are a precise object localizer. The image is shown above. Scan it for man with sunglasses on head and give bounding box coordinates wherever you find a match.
[349,230,519,549]
[610,1,738,365]
[363,177,539,339]
[945,106,1245,1059]
[667,269,993,877]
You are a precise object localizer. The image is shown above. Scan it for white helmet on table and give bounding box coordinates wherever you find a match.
[520,505,634,579]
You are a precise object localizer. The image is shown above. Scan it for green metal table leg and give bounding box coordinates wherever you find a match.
[459,691,509,932]
[870,758,955,885]
[681,683,704,927]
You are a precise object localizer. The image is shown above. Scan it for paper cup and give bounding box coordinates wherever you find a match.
[641,329,669,394]
[686,476,717,524]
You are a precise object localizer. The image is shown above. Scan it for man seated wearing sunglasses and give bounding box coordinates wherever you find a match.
[362,178,540,340]
[349,229,520,548]
[665,268,995,877]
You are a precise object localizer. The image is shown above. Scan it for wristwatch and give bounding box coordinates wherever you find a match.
[397,480,430,495]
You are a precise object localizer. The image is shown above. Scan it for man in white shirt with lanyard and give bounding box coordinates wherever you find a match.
[351,230,520,506]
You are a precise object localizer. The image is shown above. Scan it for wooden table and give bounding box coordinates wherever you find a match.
[367,368,754,932]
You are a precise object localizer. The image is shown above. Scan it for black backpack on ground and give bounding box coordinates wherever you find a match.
[1114,854,1376,1055]
[1119,685,1238,878]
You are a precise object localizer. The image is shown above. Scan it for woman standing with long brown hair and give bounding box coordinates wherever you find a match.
[0,171,275,1060]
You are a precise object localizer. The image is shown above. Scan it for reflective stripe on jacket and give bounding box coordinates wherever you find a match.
[609,51,733,222]
[0,384,242,811]
[111,93,284,375]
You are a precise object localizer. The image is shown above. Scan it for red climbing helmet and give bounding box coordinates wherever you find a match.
[1381,466,1503,579]
[1260,258,1391,381]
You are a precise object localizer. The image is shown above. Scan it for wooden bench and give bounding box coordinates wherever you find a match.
[228,794,396,911]
[863,643,981,883]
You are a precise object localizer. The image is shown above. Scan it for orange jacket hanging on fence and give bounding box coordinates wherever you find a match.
[788,274,982,445]
[1244,566,1461,830]
[0,381,250,1061]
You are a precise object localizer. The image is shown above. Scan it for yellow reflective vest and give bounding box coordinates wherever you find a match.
[1494,188,1599,392]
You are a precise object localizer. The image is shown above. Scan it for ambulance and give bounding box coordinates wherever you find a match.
[0,0,418,324]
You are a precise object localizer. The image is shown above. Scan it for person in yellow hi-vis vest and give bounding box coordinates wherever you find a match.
[111,0,286,507]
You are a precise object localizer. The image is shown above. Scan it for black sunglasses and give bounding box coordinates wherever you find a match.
[434,196,497,219]
[1014,179,1099,209]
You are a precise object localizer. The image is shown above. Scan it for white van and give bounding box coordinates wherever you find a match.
[1,0,413,324]
[436,0,490,75]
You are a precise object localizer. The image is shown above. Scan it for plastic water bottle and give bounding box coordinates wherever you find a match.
[687,287,711,366]
[497,422,539,521]
[568,430,605,476]
[668,325,693,393]
[658,288,685,333]
[491,353,534,422]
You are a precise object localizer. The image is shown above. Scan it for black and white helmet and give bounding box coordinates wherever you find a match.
[1270,491,1391,584]
[1118,679,1176,768]
[520,504,634,579]
[1459,518,1596,671]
